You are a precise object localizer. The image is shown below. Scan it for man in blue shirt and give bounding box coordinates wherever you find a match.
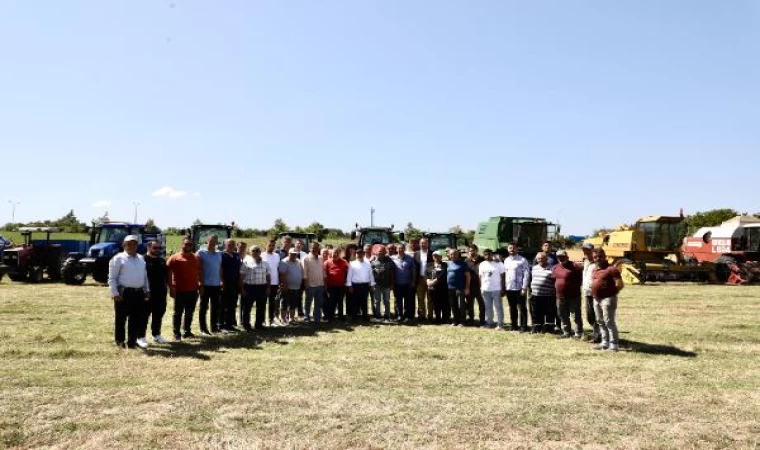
[392,243,417,323]
[447,250,471,326]
[197,235,222,335]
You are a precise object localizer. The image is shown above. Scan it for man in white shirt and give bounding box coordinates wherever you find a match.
[346,247,375,321]
[503,243,531,332]
[262,239,282,326]
[581,243,600,343]
[414,238,434,322]
[107,235,150,349]
[479,249,506,329]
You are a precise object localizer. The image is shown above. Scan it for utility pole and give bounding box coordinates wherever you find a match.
[8,200,20,222]
[133,202,140,223]
[370,207,375,227]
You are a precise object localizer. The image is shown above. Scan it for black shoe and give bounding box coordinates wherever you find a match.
[126,342,137,349]
[228,326,242,333]
[173,335,182,342]
[115,341,126,348]
[183,331,196,338]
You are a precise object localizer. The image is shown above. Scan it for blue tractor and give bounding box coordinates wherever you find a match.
[61,222,165,285]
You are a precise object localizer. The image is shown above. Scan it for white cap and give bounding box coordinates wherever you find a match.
[123,235,139,243]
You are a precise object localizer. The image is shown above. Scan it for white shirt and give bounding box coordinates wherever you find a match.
[419,250,429,277]
[478,260,505,292]
[108,252,149,297]
[262,251,281,285]
[504,254,531,291]
[346,259,376,286]
[582,259,597,296]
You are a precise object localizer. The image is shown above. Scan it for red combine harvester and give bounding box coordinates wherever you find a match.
[682,215,760,284]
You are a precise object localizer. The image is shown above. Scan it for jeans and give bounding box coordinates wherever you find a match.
[350,283,370,319]
[173,290,198,338]
[393,284,415,320]
[594,296,619,347]
[305,286,325,324]
[506,290,528,329]
[482,290,504,326]
[326,286,345,320]
[140,290,167,338]
[557,296,583,336]
[373,286,392,319]
[448,289,467,325]
[466,289,485,324]
[114,288,143,346]
[243,284,267,329]
[530,295,556,332]
[586,295,600,339]
[199,285,221,332]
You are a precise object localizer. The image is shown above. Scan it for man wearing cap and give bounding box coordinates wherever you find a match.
[582,243,600,342]
[503,243,531,332]
[530,252,557,333]
[239,245,271,331]
[426,250,449,324]
[413,238,434,322]
[346,247,375,321]
[197,235,223,335]
[108,235,150,348]
[553,250,584,338]
[167,237,201,341]
[140,240,169,345]
[479,249,506,329]
[371,245,395,321]
[392,243,417,323]
[302,242,326,325]
[446,249,470,327]
[278,248,304,324]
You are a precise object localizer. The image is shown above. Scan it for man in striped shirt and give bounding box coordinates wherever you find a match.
[530,252,556,333]
[239,245,271,331]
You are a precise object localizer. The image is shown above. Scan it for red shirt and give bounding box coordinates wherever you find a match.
[324,258,349,287]
[167,252,201,292]
[591,264,622,299]
[552,262,583,298]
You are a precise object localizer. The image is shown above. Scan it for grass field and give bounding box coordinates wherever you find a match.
[0,281,758,449]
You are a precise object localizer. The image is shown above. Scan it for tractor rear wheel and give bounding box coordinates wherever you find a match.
[714,256,737,283]
[8,273,26,282]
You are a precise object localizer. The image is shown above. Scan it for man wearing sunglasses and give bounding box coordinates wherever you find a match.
[140,240,169,344]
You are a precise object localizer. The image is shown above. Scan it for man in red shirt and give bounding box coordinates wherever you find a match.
[166,237,201,341]
[324,247,349,321]
[591,249,624,352]
[552,250,584,339]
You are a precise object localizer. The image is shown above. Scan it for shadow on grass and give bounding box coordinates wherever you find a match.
[143,319,397,360]
[621,339,697,357]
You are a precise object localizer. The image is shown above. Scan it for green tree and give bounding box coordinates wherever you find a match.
[144,218,161,233]
[192,218,203,226]
[270,218,288,236]
[685,209,739,233]
[404,222,422,240]
[305,222,327,240]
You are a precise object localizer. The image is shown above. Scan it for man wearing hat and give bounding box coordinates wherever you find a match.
[582,243,600,342]
[552,249,584,338]
[278,248,305,324]
[107,235,150,348]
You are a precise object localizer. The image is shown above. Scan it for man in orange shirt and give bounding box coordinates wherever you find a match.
[167,237,201,342]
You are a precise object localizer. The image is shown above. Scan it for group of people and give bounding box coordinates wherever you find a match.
[107,235,624,352]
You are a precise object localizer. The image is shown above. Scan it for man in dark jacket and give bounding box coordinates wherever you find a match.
[413,238,434,322]
[142,240,169,344]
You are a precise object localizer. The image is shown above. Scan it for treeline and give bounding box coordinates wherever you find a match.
[591,208,759,237]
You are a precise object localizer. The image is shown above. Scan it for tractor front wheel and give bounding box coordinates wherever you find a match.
[714,256,737,284]
[62,260,86,285]
[28,267,44,283]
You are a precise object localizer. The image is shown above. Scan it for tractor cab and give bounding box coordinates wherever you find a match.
[189,224,234,251]
[634,216,685,253]
[473,217,558,261]
[277,232,320,251]
[351,224,404,249]
[422,232,468,254]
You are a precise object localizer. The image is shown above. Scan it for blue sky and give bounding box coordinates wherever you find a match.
[1,1,758,235]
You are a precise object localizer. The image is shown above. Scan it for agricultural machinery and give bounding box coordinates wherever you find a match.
[473,217,560,261]
[351,224,405,255]
[62,222,165,285]
[188,224,234,251]
[584,215,713,284]
[277,232,320,250]
[1,227,88,283]
[682,215,760,284]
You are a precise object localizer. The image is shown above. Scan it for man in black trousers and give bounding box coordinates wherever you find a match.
[141,240,169,344]
[107,235,150,349]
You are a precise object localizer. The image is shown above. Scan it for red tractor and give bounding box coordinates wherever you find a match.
[682,216,760,284]
[0,227,87,283]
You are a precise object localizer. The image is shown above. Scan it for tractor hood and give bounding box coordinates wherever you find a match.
[88,242,121,258]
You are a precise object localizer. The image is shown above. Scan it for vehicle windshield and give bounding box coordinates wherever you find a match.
[195,227,231,248]
[512,223,546,252]
[97,226,140,244]
[362,230,392,245]
[427,235,454,252]
[745,227,760,252]
[637,221,682,252]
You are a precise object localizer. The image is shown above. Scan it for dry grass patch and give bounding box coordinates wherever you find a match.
[0,280,759,449]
